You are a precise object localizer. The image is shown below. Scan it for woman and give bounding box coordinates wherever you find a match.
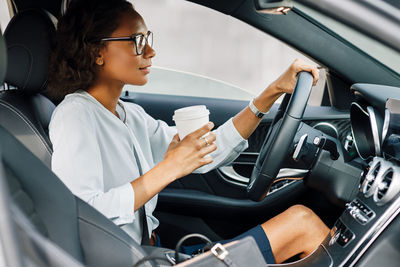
[48,0,328,263]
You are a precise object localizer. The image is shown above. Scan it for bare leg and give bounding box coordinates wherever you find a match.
[261,205,329,263]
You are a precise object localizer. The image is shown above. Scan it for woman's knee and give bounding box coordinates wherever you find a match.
[286,205,327,233]
[286,204,315,221]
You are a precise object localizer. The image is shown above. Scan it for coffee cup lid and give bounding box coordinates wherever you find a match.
[172,105,210,121]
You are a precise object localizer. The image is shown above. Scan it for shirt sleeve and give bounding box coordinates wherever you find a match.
[134,105,177,165]
[49,102,135,225]
[134,105,248,173]
[194,118,248,173]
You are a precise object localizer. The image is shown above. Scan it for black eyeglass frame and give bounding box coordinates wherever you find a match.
[101,31,153,55]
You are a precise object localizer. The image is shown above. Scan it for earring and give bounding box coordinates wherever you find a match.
[96,58,104,65]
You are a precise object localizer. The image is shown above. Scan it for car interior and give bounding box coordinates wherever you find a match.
[0,0,400,266]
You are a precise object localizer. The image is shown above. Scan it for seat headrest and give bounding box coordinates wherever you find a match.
[4,9,56,94]
[0,33,6,84]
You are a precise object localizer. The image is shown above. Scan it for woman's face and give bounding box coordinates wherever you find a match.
[98,11,155,87]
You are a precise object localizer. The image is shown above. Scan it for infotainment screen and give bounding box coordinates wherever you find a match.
[382,99,400,160]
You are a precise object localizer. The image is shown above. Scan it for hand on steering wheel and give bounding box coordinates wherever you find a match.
[247,72,315,201]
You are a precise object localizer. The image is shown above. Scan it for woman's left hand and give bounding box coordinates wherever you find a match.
[232,58,320,140]
[271,58,319,94]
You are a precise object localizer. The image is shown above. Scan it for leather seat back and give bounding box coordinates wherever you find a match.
[3,128,84,261]
[0,16,153,266]
[0,124,152,266]
[1,9,56,168]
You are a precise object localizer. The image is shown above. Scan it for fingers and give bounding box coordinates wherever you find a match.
[200,142,217,158]
[177,123,217,169]
[293,59,320,86]
[197,141,217,166]
[194,132,216,150]
[200,154,214,165]
[190,122,214,139]
[200,132,216,145]
[299,65,319,86]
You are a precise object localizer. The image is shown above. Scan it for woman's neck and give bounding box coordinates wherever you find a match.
[87,79,124,116]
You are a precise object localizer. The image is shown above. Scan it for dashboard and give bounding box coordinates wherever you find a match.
[283,84,400,266]
[321,84,400,266]
[351,84,400,162]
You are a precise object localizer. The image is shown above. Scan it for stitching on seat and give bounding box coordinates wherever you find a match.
[0,100,53,157]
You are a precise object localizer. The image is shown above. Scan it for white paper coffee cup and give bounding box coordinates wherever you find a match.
[172,105,210,140]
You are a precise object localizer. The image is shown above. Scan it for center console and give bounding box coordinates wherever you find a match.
[321,156,400,266]
[277,156,400,266]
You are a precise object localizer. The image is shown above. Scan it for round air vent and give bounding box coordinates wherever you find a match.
[362,157,382,197]
[373,166,400,205]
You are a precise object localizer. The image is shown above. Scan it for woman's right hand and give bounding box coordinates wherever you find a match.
[163,122,217,180]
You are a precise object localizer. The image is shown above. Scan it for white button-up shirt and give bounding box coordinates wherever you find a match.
[49,90,248,244]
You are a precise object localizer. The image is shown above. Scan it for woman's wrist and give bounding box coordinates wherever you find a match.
[254,83,283,113]
[158,159,181,182]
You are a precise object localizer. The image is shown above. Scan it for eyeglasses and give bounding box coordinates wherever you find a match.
[101,31,153,55]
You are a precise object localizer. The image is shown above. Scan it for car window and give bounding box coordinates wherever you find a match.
[0,0,11,33]
[125,0,326,106]
[294,2,400,73]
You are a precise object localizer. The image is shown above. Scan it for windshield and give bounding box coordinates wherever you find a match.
[294,2,400,73]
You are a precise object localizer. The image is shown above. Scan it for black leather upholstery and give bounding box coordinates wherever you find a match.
[77,198,152,267]
[0,92,53,165]
[0,125,153,266]
[1,125,84,261]
[1,9,56,167]
[4,9,54,92]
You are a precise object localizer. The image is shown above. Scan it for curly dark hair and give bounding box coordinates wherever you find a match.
[47,0,137,102]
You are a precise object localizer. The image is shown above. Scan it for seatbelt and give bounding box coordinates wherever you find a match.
[139,206,150,245]
[132,144,151,246]
[117,102,151,245]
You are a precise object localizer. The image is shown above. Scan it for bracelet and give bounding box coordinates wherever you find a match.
[248,98,267,118]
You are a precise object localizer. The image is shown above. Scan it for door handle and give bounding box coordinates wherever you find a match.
[218,166,309,187]
[218,166,250,184]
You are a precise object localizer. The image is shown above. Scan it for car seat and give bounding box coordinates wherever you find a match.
[1,9,56,168]
[0,10,175,267]
[0,30,156,264]
[0,122,157,266]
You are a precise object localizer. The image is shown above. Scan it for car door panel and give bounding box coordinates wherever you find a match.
[120,92,252,127]
[122,92,350,242]
[122,92,350,198]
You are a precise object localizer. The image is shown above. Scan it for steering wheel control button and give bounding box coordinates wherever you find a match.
[347,199,375,225]
[293,134,308,161]
[313,136,339,160]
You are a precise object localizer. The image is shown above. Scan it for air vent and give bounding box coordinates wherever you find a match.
[373,166,400,206]
[362,157,382,197]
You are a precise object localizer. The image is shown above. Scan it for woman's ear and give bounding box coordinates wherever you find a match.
[96,55,104,66]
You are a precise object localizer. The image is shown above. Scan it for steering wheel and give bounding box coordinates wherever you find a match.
[247,72,314,201]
